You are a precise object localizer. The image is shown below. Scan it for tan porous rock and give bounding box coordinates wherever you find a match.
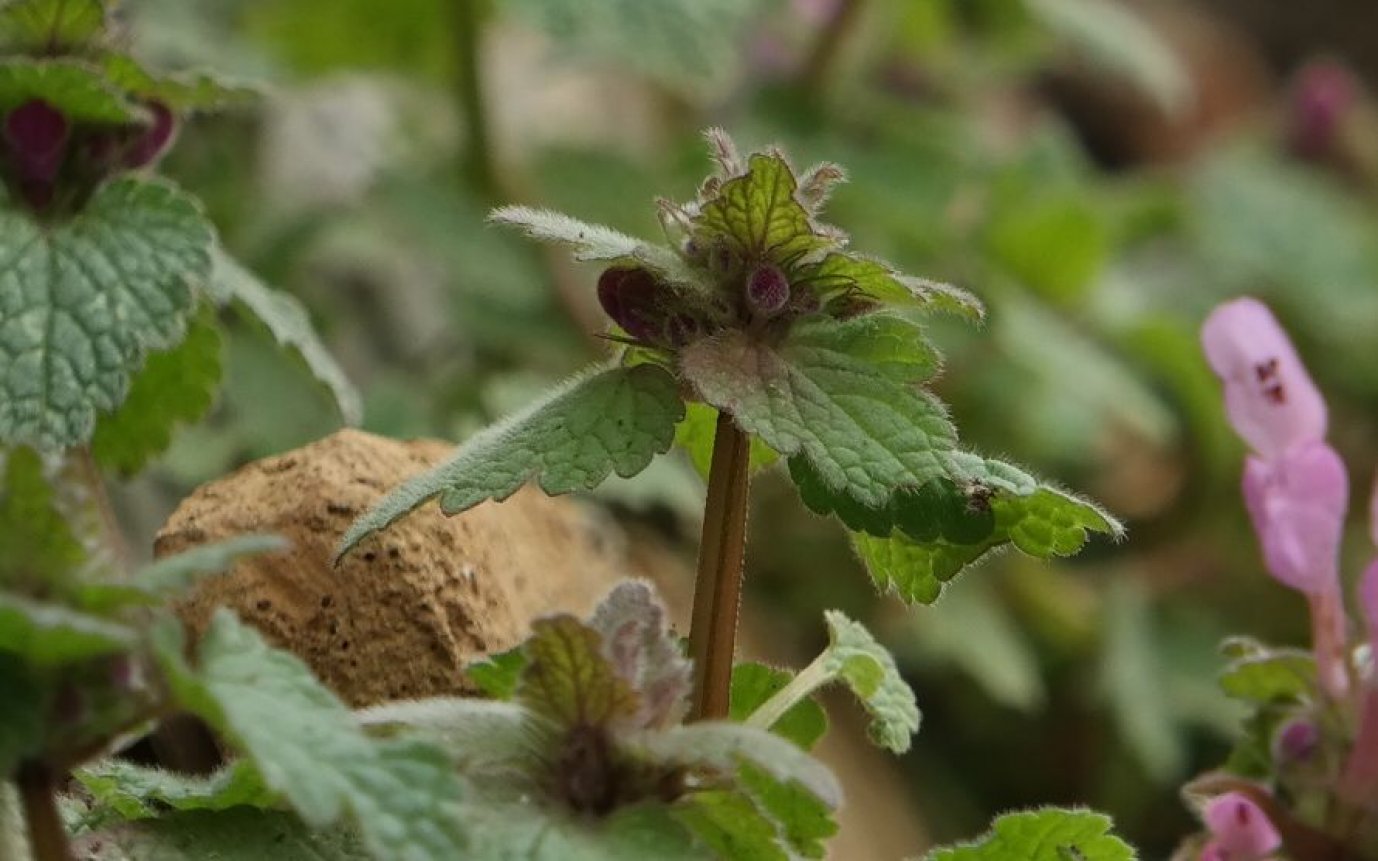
[156,428,625,707]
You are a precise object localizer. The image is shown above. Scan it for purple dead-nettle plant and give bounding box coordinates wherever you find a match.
[1180,297,1378,860]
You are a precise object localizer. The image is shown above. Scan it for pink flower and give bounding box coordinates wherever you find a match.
[1203,793,1282,859]
[1202,297,1326,460]
[1240,442,1348,595]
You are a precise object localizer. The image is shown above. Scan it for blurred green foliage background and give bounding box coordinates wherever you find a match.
[111,0,1378,855]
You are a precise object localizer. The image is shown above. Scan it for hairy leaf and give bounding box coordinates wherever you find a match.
[588,580,692,728]
[924,807,1136,861]
[357,698,537,777]
[134,534,288,597]
[0,178,212,450]
[91,307,222,475]
[693,152,832,267]
[76,759,275,823]
[458,799,703,861]
[623,723,841,810]
[101,55,259,111]
[153,611,466,860]
[738,763,836,859]
[729,663,827,752]
[674,790,785,861]
[795,253,982,319]
[519,615,638,728]
[822,611,920,754]
[0,447,83,591]
[0,593,135,665]
[74,809,371,861]
[1219,649,1315,704]
[675,401,779,480]
[339,363,683,557]
[490,205,705,291]
[208,250,361,425]
[0,0,105,53]
[0,58,139,122]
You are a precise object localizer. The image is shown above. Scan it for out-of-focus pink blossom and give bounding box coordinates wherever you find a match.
[1240,442,1348,595]
[1288,59,1358,161]
[1202,297,1327,460]
[1203,793,1282,859]
[1198,841,1227,861]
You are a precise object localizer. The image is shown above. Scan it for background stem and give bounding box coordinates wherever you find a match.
[454,0,497,201]
[16,762,70,861]
[688,411,752,720]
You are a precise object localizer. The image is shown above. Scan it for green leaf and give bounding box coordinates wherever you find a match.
[693,152,834,267]
[0,447,84,591]
[624,723,841,809]
[100,55,259,111]
[75,809,371,861]
[795,253,983,319]
[357,698,537,777]
[680,315,956,512]
[0,177,213,450]
[490,206,706,292]
[984,192,1108,304]
[133,534,288,597]
[91,306,222,475]
[674,791,786,861]
[75,758,275,823]
[208,250,361,425]
[339,363,684,557]
[152,611,466,860]
[519,615,638,728]
[821,611,920,754]
[466,646,527,701]
[0,58,140,122]
[729,663,827,751]
[0,593,136,665]
[1,781,28,860]
[924,807,1136,861]
[1218,648,1315,704]
[737,764,836,858]
[0,0,106,53]
[0,654,45,775]
[675,401,778,481]
[459,799,704,861]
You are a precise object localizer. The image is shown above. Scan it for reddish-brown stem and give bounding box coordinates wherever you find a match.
[688,411,752,721]
[17,761,71,861]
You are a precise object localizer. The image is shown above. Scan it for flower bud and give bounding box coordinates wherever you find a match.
[5,99,68,181]
[597,266,662,344]
[123,101,177,169]
[1203,793,1281,859]
[1273,717,1320,764]
[745,263,789,317]
[1288,60,1356,161]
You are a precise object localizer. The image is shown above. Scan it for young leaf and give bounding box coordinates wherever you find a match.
[101,55,259,111]
[923,807,1136,861]
[75,758,275,823]
[0,0,106,53]
[1219,649,1315,704]
[152,611,466,860]
[339,363,684,557]
[679,315,957,514]
[729,663,827,751]
[0,59,140,122]
[821,611,920,754]
[91,306,223,475]
[692,152,833,267]
[466,647,527,701]
[518,615,639,728]
[207,250,361,425]
[674,790,787,861]
[490,205,706,291]
[133,534,288,597]
[74,809,371,861]
[0,446,84,590]
[794,253,983,319]
[736,764,837,859]
[0,593,136,665]
[588,579,693,729]
[675,402,778,480]
[0,177,213,450]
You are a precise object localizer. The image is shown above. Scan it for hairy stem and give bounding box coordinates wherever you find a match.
[688,411,752,720]
[16,762,70,861]
[454,0,497,201]
[71,446,131,573]
[744,649,832,731]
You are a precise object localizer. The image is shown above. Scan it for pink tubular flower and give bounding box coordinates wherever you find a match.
[1240,442,1348,595]
[1202,297,1327,460]
[1203,793,1282,859]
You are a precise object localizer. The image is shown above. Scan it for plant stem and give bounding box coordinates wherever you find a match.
[72,446,131,574]
[454,0,497,201]
[16,762,70,861]
[798,0,865,95]
[688,411,752,721]
[744,649,833,731]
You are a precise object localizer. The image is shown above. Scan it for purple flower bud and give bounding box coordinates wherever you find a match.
[5,99,68,182]
[1274,717,1320,763]
[122,101,177,169]
[1203,793,1281,859]
[1288,60,1356,161]
[745,264,789,316]
[597,266,663,343]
